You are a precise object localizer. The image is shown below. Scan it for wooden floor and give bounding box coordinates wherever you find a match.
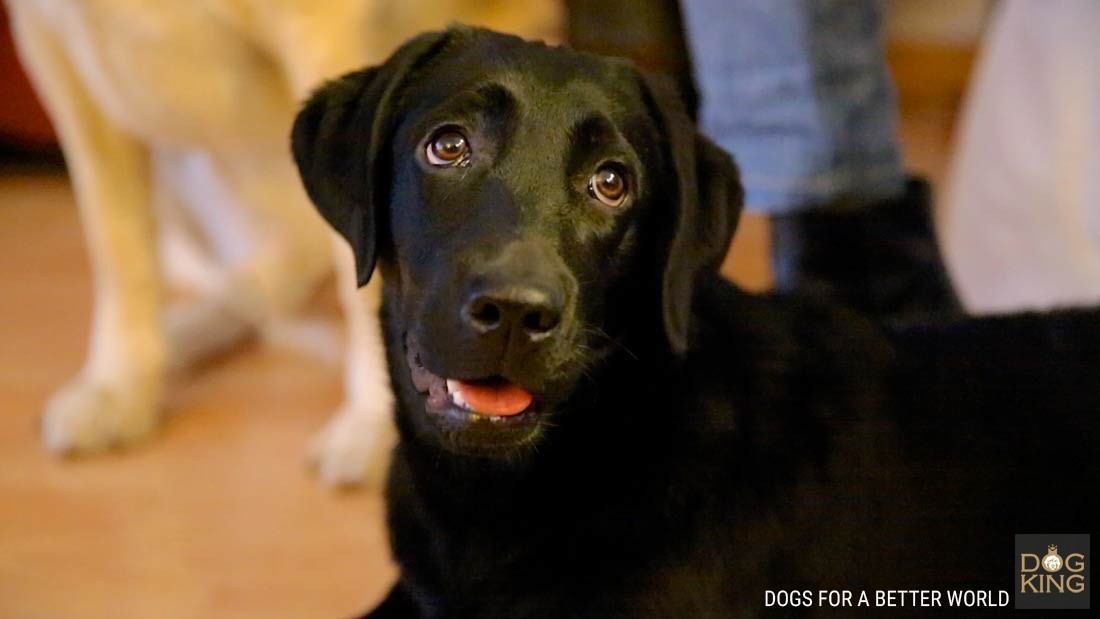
[0,172,396,618]
[0,53,965,619]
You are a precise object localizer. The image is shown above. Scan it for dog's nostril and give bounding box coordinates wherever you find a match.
[522,308,560,334]
[464,288,563,338]
[468,298,502,330]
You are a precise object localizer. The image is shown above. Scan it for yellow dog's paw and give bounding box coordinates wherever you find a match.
[41,376,161,454]
[307,403,397,489]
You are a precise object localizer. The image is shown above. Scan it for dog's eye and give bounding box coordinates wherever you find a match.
[426,131,470,166]
[588,165,628,207]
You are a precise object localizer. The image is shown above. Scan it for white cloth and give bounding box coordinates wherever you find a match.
[943,0,1100,313]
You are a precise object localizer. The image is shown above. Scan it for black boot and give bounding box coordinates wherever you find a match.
[770,177,961,323]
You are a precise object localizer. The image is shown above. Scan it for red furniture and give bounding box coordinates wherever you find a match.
[0,7,56,148]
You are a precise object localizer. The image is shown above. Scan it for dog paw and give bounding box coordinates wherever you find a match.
[41,376,161,454]
[307,404,397,489]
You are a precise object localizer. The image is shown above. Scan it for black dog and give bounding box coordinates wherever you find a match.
[293,27,1099,618]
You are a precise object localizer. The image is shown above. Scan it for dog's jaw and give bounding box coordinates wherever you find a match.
[402,333,549,457]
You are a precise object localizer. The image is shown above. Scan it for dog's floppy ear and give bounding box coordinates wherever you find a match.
[291,30,453,286]
[640,73,744,354]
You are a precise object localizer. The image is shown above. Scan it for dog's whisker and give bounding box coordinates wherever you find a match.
[581,325,639,361]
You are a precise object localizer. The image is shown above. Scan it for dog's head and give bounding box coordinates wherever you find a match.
[293,27,742,458]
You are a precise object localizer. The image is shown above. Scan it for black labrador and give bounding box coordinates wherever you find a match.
[292,27,1099,618]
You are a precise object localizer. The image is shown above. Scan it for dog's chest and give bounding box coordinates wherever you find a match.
[31,0,296,148]
[392,455,741,617]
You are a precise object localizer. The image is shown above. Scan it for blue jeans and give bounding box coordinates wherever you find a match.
[680,0,904,214]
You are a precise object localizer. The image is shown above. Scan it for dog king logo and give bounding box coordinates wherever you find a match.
[1015,534,1090,610]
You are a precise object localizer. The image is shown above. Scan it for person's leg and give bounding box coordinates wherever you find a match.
[681,0,958,321]
[682,0,903,212]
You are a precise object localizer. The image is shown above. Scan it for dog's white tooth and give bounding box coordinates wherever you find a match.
[448,381,471,410]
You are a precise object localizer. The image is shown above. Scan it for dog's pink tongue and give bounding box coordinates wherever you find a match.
[455,380,533,416]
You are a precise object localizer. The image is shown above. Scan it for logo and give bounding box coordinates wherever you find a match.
[1043,545,1063,573]
[1015,534,1090,610]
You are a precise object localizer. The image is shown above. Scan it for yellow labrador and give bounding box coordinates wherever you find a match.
[6,0,560,486]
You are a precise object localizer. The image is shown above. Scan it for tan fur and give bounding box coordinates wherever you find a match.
[6,0,561,486]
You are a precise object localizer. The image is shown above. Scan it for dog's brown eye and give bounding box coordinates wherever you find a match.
[588,165,628,207]
[426,131,469,166]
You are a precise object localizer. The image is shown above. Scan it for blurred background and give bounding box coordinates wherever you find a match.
[1,0,1094,617]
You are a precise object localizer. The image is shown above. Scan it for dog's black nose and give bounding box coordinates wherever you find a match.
[464,287,562,339]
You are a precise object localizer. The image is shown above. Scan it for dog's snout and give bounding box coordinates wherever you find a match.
[464,287,563,339]
[435,237,573,377]
[459,239,570,346]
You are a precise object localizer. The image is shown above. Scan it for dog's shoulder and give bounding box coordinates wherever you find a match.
[676,274,898,508]
[688,273,894,418]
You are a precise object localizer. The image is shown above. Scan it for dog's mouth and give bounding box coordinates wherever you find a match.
[405,336,541,432]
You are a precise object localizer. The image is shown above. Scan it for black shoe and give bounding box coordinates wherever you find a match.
[770,177,962,323]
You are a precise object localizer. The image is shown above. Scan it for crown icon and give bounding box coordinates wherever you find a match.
[1048,545,1058,553]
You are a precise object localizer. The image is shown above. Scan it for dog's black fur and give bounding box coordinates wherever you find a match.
[293,27,1099,618]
